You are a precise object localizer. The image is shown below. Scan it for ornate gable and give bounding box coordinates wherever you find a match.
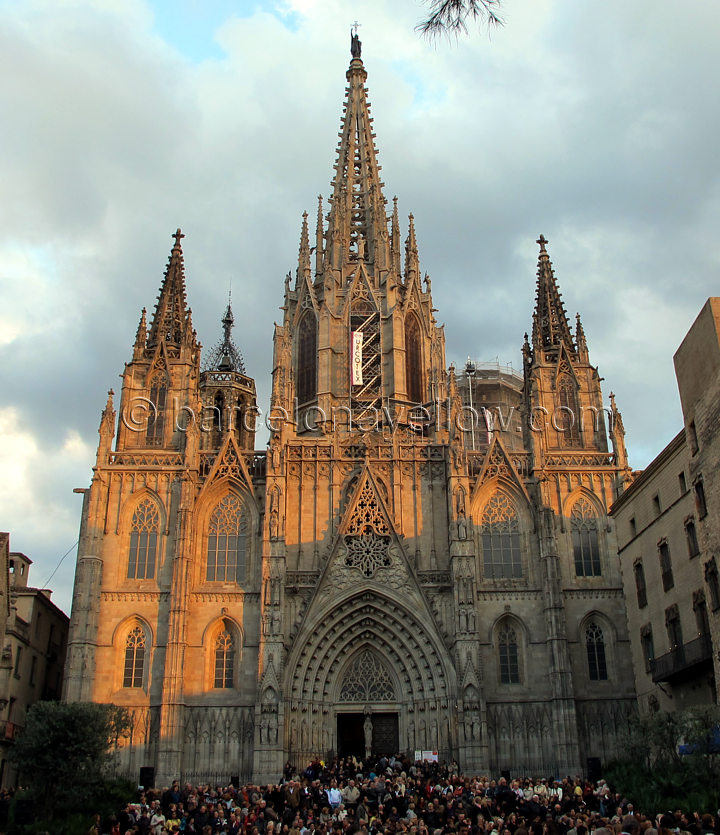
[472,437,531,505]
[202,432,255,493]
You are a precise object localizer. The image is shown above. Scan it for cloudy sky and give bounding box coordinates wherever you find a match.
[1,0,719,614]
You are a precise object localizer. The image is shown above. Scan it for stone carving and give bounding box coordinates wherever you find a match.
[339,649,396,702]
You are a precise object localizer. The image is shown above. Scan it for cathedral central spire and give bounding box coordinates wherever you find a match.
[324,38,389,273]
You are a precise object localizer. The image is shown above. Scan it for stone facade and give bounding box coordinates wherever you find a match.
[611,432,714,712]
[611,298,720,716]
[64,48,636,786]
[0,548,69,787]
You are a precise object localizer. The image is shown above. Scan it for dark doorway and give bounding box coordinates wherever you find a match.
[372,713,399,755]
[337,713,365,757]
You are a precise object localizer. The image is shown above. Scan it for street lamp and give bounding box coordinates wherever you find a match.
[465,357,477,451]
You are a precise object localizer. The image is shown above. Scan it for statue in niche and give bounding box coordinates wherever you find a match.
[269,713,278,744]
[269,509,279,540]
[457,510,467,540]
[363,707,373,759]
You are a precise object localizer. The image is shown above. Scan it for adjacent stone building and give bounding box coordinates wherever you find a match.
[64,45,637,786]
[611,298,720,715]
[0,547,69,788]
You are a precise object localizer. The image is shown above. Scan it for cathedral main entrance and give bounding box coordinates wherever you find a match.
[336,712,399,757]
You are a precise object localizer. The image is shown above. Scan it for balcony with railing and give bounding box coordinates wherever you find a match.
[0,720,22,742]
[651,633,713,682]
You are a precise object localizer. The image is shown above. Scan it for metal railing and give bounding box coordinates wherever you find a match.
[651,633,713,682]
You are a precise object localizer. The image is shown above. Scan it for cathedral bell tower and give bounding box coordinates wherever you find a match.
[116,229,201,453]
[271,41,446,437]
[523,235,613,462]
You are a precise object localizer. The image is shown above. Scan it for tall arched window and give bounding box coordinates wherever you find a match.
[557,373,580,446]
[206,494,247,583]
[213,391,224,447]
[498,621,520,684]
[571,497,601,577]
[123,624,147,688]
[214,627,235,688]
[297,312,317,404]
[146,375,168,446]
[481,493,522,579]
[127,498,160,579]
[405,314,423,404]
[585,622,608,680]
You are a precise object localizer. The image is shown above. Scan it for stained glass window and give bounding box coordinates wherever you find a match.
[571,498,601,577]
[405,314,423,404]
[146,376,167,446]
[481,493,522,579]
[297,313,317,404]
[214,629,235,688]
[498,622,520,684]
[557,374,580,446]
[586,622,608,680]
[123,625,146,688]
[127,498,160,579]
[207,495,246,583]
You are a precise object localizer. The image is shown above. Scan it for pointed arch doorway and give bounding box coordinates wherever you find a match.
[336,648,399,757]
[285,590,457,766]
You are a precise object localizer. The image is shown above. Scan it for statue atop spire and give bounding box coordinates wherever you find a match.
[322,33,389,274]
[351,22,362,58]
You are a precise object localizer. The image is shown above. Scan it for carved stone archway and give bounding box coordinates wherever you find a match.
[285,590,456,766]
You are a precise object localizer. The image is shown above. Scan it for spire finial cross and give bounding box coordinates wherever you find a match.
[536,234,548,253]
[351,20,361,35]
[173,228,185,247]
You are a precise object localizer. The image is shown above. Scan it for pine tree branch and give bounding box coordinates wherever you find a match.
[417,0,505,37]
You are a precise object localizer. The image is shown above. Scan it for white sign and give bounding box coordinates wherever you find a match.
[351,331,364,385]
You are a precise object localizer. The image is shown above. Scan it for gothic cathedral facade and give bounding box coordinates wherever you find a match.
[64,47,636,785]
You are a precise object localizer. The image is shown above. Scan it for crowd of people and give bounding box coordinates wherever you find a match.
[106,756,719,835]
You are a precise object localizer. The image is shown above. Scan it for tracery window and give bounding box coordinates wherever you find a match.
[481,493,522,580]
[123,625,147,688]
[571,497,601,577]
[498,622,520,684]
[405,314,423,404]
[127,498,160,580]
[585,622,608,681]
[146,376,168,446]
[557,373,580,447]
[297,312,317,404]
[344,483,391,577]
[214,628,235,688]
[339,650,396,702]
[206,495,247,583]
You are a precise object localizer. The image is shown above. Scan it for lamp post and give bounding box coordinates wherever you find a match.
[465,357,477,451]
